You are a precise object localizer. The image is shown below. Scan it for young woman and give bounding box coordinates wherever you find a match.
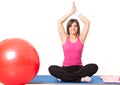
[48,2,98,82]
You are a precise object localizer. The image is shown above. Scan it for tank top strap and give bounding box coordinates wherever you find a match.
[65,36,70,43]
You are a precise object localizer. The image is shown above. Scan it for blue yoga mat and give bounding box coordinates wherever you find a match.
[29,75,104,84]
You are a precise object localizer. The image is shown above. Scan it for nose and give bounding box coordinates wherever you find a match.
[71,25,75,28]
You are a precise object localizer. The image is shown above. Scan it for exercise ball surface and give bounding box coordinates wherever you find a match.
[0,38,40,85]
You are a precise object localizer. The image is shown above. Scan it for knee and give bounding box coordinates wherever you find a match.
[48,65,59,73]
[92,64,98,73]
[48,65,55,72]
[87,63,98,73]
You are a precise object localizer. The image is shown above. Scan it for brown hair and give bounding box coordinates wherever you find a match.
[66,19,80,36]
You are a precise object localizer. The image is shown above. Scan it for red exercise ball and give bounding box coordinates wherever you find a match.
[0,38,40,85]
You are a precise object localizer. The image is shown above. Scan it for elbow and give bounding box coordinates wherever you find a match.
[84,20,90,27]
[83,19,90,25]
[87,19,90,23]
[86,20,90,25]
[57,19,63,25]
[57,19,61,24]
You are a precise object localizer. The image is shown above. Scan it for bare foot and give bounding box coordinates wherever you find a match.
[81,76,91,82]
[57,78,61,82]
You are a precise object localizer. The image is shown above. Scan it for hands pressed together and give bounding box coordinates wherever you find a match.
[71,1,77,14]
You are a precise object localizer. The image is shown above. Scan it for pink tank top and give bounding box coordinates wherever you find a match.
[62,37,84,66]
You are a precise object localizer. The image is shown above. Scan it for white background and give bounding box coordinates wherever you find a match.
[0,0,120,76]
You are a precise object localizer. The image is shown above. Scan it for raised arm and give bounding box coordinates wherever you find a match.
[79,14,90,44]
[57,2,77,44]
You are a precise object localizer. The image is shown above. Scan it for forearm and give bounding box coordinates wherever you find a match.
[78,14,90,24]
[58,11,74,23]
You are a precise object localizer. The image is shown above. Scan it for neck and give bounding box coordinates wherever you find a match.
[69,35,77,43]
[70,35,77,39]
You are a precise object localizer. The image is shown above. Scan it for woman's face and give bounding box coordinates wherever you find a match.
[69,22,78,35]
